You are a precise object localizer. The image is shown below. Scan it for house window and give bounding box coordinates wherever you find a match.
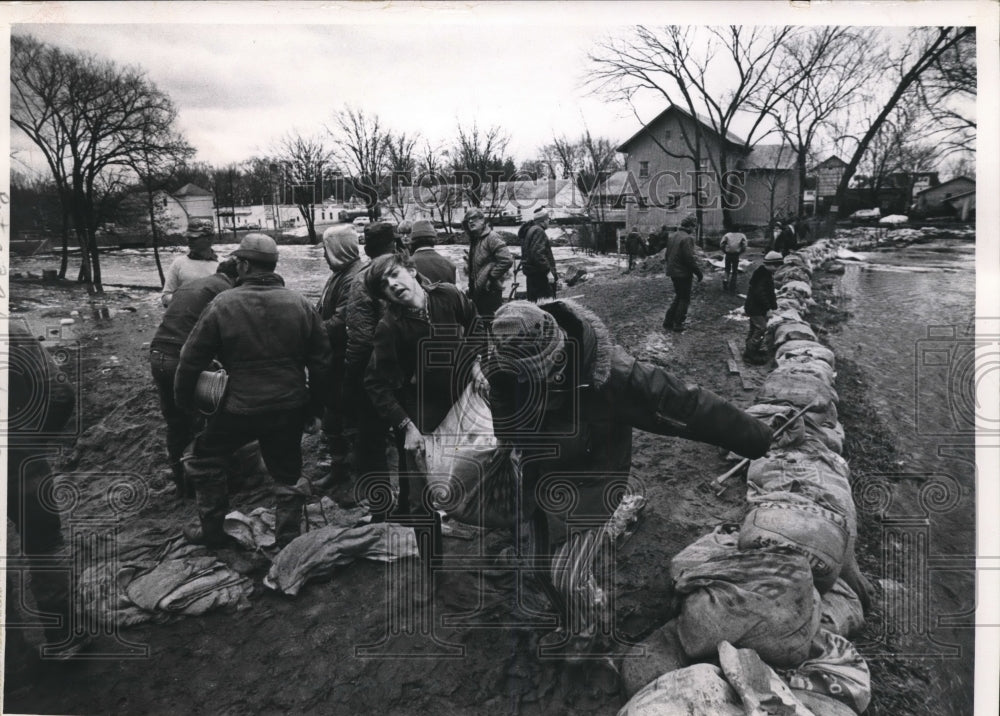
[639,161,649,178]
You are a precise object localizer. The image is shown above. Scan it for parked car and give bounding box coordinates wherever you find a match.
[244,222,261,230]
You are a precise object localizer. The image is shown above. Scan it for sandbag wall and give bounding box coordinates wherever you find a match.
[620,243,871,716]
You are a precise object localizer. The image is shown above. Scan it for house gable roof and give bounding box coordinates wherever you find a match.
[812,155,848,171]
[915,175,974,197]
[174,183,213,197]
[615,104,746,154]
[744,144,797,171]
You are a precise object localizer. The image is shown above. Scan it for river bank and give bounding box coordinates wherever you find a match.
[4,235,972,715]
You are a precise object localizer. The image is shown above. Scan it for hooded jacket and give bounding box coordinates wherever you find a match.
[467,228,514,297]
[316,231,365,355]
[489,299,771,518]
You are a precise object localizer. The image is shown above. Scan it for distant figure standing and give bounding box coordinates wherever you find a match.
[662,215,703,332]
[464,208,513,318]
[162,235,219,306]
[408,219,457,284]
[518,206,559,301]
[794,216,811,246]
[625,228,644,270]
[719,229,748,293]
[743,251,784,364]
[774,222,798,257]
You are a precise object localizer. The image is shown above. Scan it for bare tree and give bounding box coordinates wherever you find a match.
[414,141,458,234]
[272,131,333,243]
[327,106,391,219]
[754,27,885,215]
[830,26,975,215]
[589,25,808,229]
[451,121,510,212]
[577,130,621,219]
[914,29,976,160]
[385,131,419,222]
[544,136,585,179]
[11,34,192,292]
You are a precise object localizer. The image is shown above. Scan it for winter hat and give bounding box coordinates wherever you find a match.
[490,301,567,384]
[533,206,551,222]
[321,225,360,270]
[364,221,397,258]
[233,233,279,263]
[764,251,784,265]
[680,215,698,230]
[409,219,438,247]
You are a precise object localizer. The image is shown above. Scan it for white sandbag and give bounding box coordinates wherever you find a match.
[820,578,865,638]
[777,297,808,315]
[769,360,836,386]
[766,309,805,331]
[617,663,744,716]
[777,280,813,301]
[669,523,740,580]
[746,447,854,521]
[758,370,839,412]
[773,321,818,347]
[776,340,836,368]
[781,630,871,714]
[674,547,821,667]
[774,265,812,284]
[739,502,852,593]
[423,383,497,489]
[792,690,858,715]
[717,641,817,715]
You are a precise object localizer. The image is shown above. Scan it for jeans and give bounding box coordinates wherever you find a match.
[745,314,768,356]
[663,276,694,328]
[723,253,740,289]
[150,350,196,472]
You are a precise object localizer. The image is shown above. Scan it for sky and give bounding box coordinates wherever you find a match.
[5,1,990,178]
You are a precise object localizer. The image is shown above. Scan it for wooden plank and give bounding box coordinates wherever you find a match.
[727,358,740,374]
[726,339,743,363]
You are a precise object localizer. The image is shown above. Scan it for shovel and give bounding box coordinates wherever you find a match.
[714,400,818,496]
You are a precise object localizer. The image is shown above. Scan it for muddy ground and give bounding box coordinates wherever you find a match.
[4,253,951,715]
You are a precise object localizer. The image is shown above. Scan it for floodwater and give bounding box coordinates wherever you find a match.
[828,237,977,715]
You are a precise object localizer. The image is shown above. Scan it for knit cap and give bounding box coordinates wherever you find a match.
[490,301,566,383]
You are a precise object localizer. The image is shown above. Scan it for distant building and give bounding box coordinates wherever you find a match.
[614,104,800,233]
[913,176,975,214]
[946,189,975,221]
[808,156,848,215]
[172,183,215,220]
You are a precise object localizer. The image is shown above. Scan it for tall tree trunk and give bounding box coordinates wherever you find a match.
[147,190,165,286]
[796,151,808,216]
[58,205,71,279]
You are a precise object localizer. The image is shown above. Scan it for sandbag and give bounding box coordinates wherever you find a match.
[792,690,858,715]
[745,447,854,520]
[769,360,836,386]
[766,308,805,331]
[777,280,813,301]
[617,663,744,716]
[669,523,740,580]
[776,340,836,368]
[758,370,839,412]
[820,578,865,638]
[781,630,871,714]
[674,547,821,667]
[774,265,812,284]
[777,297,808,315]
[739,502,851,593]
[439,446,520,528]
[803,415,845,455]
[772,321,818,347]
[621,619,690,699]
[717,641,817,715]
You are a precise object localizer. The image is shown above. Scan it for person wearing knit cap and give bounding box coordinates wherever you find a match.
[313,225,366,498]
[463,208,514,317]
[518,206,559,300]
[480,299,772,656]
[408,219,457,284]
[662,215,703,332]
[742,250,783,364]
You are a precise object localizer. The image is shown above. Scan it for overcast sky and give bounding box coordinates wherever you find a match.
[4,1,993,177]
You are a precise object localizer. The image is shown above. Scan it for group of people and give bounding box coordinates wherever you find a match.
[140,206,774,651]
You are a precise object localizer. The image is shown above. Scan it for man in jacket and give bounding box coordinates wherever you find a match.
[519,206,559,301]
[662,215,704,332]
[483,300,772,655]
[315,225,366,497]
[150,258,239,497]
[743,250,783,364]
[342,222,405,507]
[625,228,644,271]
[161,235,219,306]
[175,234,331,549]
[408,219,457,284]
[464,208,514,317]
[719,228,748,293]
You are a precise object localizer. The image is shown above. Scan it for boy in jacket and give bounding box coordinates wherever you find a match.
[743,251,784,364]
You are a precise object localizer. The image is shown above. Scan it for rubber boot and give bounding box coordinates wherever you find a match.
[274,493,306,549]
[182,456,239,549]
[171,461,195,500]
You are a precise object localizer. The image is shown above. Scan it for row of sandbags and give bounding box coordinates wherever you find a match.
[620,247,872,715]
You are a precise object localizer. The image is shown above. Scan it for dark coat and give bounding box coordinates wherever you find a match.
[316,258,364,355]
[411,248,458,285]
[151,273,233,356]
[365,282,483,433]
[468,229,514,297]
[625,231,643,255]
[744,265,778,316]
[664,230,703,280]
[175,273,331,416]
[520,222,558,279]
[489,300,772,519]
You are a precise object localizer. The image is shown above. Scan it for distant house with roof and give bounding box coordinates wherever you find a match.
[614,104,800,232]
[913,176,975,214]
[172,183,215,220]
[395,177,586,224]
